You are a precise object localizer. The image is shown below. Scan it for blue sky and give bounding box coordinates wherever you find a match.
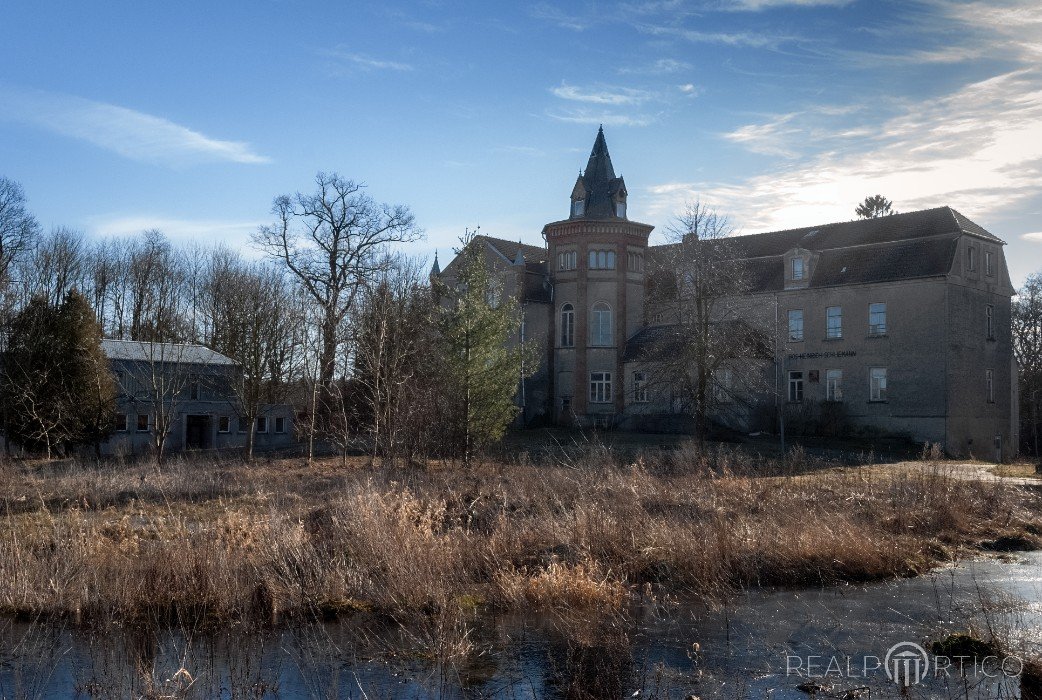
[1,0,1041,285]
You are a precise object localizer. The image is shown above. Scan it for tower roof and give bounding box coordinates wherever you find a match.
[575,126,627,219]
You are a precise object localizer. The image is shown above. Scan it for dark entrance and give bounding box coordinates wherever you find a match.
[185,415,210,450]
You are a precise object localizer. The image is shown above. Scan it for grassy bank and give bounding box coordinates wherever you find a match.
[0,445,1039,629]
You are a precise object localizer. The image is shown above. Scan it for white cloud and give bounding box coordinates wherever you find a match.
[530,3,589,31]
[1024,232,1042,243]
[0,86,270,166]
[722,112,801,156]
[88,215,266,243]
[551,83,653,106]
[647,69,1042,232]
[724,0,853,9]
[547,110,654,127]
[619,58,693,75]
[678,83,700,95]
[637,23,788,48]
[319,47,414,73]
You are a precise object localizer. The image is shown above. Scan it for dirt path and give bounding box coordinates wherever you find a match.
[888,461,1041,487]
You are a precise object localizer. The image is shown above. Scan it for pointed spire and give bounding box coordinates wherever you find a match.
[430,250,441,277]
[513,243,525,266]
[571,127,623,219]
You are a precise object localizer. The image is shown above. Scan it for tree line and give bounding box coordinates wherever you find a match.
[0,173,530,464]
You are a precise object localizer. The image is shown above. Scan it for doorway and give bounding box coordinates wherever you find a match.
[185,415,211,450]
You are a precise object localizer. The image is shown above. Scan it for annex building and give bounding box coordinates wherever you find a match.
[436,129,1018,460]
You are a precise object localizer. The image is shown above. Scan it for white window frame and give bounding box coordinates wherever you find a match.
[590,372,613,403]
[788,371,804,403]
[826,369,843,402]
[868,302,887,336]
[217,416,230,434]
[791,257,805,281]
[616,201,626,218]
[826,306,843,339]
[136,414,149,433]
[560,303,575,347]
[788,309,804,342]
[256,415,268,434]
[275,416,287,434]
[572,199,585,217]
[870,367,887,402]
[986,369,994,403]
[590,302,613,346]
[633,371,649,403]
[115,413,128,432]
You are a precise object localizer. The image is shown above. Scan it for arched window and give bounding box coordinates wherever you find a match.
[560,304,574,347]
[589,250,597,269]
[606,251,616,269]
[572,199,585,217]
[591,302,613,346]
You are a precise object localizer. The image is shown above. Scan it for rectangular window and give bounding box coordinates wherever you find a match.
[787,309,804,342]
[967,246,977,271]
[136,414,149,432]
[986,305,995,339]
[591,304,612,346]
[256,416,268,434]
[561,306,574,347]
[868,302,887,336]
[788,371,804,402]
[588,250,616,270]
[238,417,248,433]
[218,416,230,433]
[986,369,994,403]
[826,306,843,339]
[791,257,805,281]
[870,367,887,402]
[826,369,843,402]
[114,413,128,432]
[985,250,994,276]
[189,381,200,400]
[633,371,648,403]
[275,416,287,434]
[590,372,613,403]
[714,368,733,403]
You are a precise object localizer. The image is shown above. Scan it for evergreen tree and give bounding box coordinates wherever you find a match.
[437,235,533,466]
[855,195,895,219]
[60,290,118,456]
[0,291,116,457]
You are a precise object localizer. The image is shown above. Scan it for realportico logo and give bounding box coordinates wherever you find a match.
[884,642,931,686]
[786,641,1024,688]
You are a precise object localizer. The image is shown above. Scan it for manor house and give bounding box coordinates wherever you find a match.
[435,129,1018,460]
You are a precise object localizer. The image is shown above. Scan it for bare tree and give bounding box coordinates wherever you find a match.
[644,201,770,440]
[1014,272,1042,459]
[118,342,195,464]
[253,172,421,398]
[0,177,39,289]
[204,256,298,460]
[351,257,436,462]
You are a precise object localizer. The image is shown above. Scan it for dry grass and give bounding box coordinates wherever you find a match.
[0,443,1038,631]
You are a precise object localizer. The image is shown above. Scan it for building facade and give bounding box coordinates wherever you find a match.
[437,129,1018,459]
[102,340,296,457]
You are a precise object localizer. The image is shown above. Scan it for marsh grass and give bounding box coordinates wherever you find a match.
[0,445,1038,633]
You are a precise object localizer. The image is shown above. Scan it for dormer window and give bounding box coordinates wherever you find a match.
[572,199,585,217]
[791,257,805,281]
[615,201,626,218]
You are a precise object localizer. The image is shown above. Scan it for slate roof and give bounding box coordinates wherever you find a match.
[101,339,236,366]
[573,127,627,220]
[623,325,677,363]
[435,235,552,304]
[649,207,1002,293]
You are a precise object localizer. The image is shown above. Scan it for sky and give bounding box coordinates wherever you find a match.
[1,0,1041,286]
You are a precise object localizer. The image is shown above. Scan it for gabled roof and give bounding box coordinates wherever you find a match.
[439,235,547,278]
[101,339,236,366]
